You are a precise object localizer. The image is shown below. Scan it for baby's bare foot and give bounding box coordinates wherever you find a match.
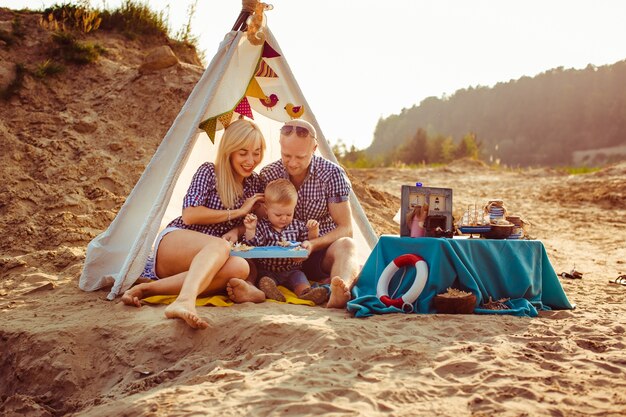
[164,301,209,329]
[121,285,144,308]
[226,278,265,303]
[326,276,351,309]
[259,276,285,302]
[300,287,330,305]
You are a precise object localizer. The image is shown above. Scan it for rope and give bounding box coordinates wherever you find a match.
[242,0,257,13]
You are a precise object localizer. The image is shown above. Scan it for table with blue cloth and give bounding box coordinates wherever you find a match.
[347,235,573,318]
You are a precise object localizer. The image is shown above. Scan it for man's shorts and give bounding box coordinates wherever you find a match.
[301,248,331,283]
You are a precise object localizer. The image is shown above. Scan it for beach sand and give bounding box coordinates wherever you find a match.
[2,8,626,416]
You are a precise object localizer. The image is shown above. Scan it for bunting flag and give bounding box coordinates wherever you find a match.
[262,41,281,58]
[245,78,268,100]
[255,60,278,78]
[218,111,234,128]
[199,118,217,143]
[234,97,254,119]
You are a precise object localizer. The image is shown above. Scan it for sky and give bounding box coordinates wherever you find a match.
[6,0,626,149]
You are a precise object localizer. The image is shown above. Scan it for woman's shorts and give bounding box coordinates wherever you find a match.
[140,227,180,280]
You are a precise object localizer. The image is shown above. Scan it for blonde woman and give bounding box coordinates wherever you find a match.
[122,119,266,329]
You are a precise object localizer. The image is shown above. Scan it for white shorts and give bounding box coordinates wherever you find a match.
[140,227,180,280]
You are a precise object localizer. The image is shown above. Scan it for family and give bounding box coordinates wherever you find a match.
[121,118,359,329]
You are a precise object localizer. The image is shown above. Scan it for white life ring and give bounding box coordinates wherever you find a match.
[376,254,428,313]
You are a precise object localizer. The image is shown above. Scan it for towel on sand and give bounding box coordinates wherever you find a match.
[143,286,315,307]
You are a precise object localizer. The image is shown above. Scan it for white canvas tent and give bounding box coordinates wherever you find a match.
[79,12,379,300]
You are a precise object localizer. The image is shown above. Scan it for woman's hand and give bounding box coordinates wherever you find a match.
[240,193,264,214]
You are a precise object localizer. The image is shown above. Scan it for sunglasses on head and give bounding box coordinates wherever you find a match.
[280,125,315,138]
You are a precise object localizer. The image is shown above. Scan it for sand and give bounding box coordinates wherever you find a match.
[2,8,626,417]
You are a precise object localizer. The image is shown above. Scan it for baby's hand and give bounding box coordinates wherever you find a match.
[243,213,257,230]
[306,219,319,231]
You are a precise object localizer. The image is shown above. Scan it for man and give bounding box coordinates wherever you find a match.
[260,119,358,309]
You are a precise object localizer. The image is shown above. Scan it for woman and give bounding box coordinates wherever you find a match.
[122,119,267,329]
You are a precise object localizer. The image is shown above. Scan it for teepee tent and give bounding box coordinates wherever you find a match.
[79,3,379,300]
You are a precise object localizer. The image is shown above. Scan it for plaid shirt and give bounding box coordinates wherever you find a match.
[260,155,351,236]
[167,162,263,237]
[243,218,309,272]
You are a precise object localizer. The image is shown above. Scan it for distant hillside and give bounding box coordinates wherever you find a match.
[368,61,626,166]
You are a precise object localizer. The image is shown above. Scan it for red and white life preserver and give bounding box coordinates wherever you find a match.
[376,254,428,313]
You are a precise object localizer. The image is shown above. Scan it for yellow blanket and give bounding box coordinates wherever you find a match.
[143,286,315,307]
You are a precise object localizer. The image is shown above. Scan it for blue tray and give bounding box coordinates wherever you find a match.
[231,246,309,259]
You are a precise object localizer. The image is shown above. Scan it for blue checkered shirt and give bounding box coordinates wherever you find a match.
[167,162,263,237]
[243,218,309,272]
[260,155,351,236]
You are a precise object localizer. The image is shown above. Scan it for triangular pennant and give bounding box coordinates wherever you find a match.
[234,97,254,119]
[255,60,278,78]
[262,41,281,58]
[218,111,234,128]
[245,78,268,100]
[199,118,217,143]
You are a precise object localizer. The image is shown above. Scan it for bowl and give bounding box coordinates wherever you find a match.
[433,293,477,314]
[482,224,514,239]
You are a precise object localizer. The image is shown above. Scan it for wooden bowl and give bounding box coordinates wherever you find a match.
[482,224,514,239]
[433,293,477,314]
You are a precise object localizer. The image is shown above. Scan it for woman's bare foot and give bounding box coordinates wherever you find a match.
[226,278,265,303]
[121,285,145,308]
[300,287,330,305]
[326,276,351,309]
[164,301,209,329]
[258,276,285,302]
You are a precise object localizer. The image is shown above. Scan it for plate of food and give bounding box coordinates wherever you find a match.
[230,241,309,258]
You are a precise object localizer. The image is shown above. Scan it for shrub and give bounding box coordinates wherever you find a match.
[560,166,601,175]
[99,0,169,39]
[40,3,102,34]
[51,31,103,64]
[34,59,65,78]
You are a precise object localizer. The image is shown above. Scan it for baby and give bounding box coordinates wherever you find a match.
[243,178,329,305]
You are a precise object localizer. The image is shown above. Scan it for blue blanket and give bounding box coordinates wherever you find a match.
[348,236,573,318]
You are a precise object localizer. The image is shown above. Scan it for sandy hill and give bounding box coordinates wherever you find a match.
[1,8,626,417]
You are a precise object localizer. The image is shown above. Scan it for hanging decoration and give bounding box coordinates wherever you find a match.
[260,93,279,110]
[218,111,234,129]
[255,60,278,78]
[245,78,268,100]
[284,103,304,119]
[262,41,281,58]
[234,97,254,119]
[197,38,288,138]
[199,118,217,143]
